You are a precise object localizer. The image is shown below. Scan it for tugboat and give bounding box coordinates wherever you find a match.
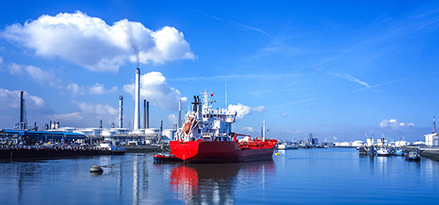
[170,91,278,163]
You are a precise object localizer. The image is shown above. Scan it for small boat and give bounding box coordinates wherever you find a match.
[376,147,390,156]
[277,143,288,150]
[405,151,420,161]
[394,148,404,156]
[358,146,368,155]
[153,153,182,163]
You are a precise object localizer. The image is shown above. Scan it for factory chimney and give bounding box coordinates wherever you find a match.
[119,96,123,128]
[146,101,149,129]
[178,99,181,129]
[134,68,141,130]
[433,117,436,134]
[19,90,27,130]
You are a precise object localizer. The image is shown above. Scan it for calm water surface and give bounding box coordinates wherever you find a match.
[1,148,439,204]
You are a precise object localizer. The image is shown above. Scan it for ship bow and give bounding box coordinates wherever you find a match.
[170,141,199,160]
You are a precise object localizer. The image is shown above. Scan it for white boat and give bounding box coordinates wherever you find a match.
[277,144,288,150]
[99,140,111,149]
[377,147,390,156]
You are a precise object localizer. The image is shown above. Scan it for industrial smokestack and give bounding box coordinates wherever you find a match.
[20,91,24,130]
[434,117,436,134]
[134,68,141,130]
[146,101,149,129]
[144,99,146,129]
[178,99,181,129]
[19,90,27,130]
[119,96,123,128]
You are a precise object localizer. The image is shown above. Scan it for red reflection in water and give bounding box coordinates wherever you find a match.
[169,161,275,203]
[170,166,199,200]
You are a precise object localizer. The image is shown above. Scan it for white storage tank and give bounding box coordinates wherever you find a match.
[131,129,145,135]
[163,129,176,140]
[58,127,75,133]
[74,129,93,136]
[145,128,160,137]
[102,130,116,137]
[352,141,364,147]
[395,141,409,147]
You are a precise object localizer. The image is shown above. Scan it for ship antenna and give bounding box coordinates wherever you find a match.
[225,77,228,107]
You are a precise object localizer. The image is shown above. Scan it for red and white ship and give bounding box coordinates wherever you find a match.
[170,91,277,163]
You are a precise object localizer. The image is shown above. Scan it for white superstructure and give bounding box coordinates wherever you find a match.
[176,91,237,142]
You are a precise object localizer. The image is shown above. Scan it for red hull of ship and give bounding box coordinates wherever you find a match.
[170,140,277,163]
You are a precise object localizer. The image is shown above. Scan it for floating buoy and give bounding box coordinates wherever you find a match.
[90,165,103,173]
[275,152,280,156]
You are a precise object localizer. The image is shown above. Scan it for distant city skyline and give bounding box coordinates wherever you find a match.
[1,0,439,142]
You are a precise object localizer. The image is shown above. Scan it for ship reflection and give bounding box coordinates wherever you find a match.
[169,160,275,204]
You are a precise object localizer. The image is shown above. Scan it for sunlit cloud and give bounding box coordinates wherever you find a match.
[2,11,195,72]
[8,63,60,87]
[228,103,265,120]
[123,71,186,110]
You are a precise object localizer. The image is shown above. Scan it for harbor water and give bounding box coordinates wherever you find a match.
[1,148,439,204]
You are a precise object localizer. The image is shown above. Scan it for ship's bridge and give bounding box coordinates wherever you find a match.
[200,91,236,123]
[202,108,236,123]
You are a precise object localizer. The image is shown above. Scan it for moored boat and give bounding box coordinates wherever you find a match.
[405,151,420,161]
[394,148,404,156]
[170,91,278,163]
[377,147,390,156]
[277,143,288,150]
[153,153,182,163]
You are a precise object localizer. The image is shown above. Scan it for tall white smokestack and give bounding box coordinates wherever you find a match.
[134,68,141,130]
[146,101,149,129]
[119,96,123,128]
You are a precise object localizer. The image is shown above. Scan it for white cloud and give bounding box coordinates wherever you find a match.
[46,102,118,128]
[228,103,252,120]
[168,114,177,125]
[66,82,117,96]
[281,112,288,117]
[0,88,45,109]
[379,119,414,129]
[329,72,377,92]
[242,126,254,132]
[227,103,264,120]
[74,101,118,118]
[7,63,59,87]
[89,83,106,95]
[228,103,265,120]
[47,112,83,121]
[123,71,186,110]
[66,83,84,95]
[2,11,195,72]
[253,106,265,112]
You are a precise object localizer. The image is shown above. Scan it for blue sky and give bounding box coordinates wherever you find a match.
[1,0,438,142]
